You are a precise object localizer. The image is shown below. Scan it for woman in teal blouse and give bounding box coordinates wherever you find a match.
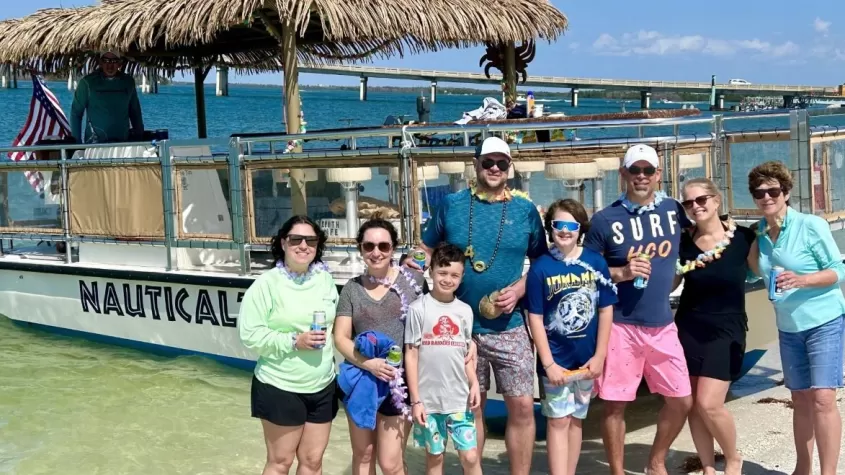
[748,161,845,475]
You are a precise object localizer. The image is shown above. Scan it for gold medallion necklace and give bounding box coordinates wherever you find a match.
[465,193,508,273]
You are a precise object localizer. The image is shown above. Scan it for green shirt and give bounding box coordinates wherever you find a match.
[238,266,339,393]
[70,71,144,143]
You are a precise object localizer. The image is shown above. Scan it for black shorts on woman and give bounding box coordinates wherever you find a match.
[251,375,339,426]
[676,225,756,382]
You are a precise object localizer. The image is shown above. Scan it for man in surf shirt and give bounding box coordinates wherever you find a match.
[583,144,693,475]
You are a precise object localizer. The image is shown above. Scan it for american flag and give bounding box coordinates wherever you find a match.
[7,72,72,194]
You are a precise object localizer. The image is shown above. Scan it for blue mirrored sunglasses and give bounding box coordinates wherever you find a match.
[551,220,581,232]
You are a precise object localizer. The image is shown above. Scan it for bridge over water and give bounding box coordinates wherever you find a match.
[296,64,844,110]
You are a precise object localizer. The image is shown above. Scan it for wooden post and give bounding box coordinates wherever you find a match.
[193,66,210,139]
[281,21,307,216]
[503,42,517,105]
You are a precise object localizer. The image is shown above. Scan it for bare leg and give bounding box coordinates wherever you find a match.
[687,378,716,475]
[474,392,488,458]
[567,418,583,475]
[647,395,693,475]
[295,422,333,475]
[601,401,627,475]
[459,448,482,475]
[693,377,741,475]
[791,390,815,475]
[425,453,444,475]
[811,388,841,475]
[376,414,410,475]
[504,395,536,475]
[261,420,304,475]
[546,416,571,475]
[346,413,377,475]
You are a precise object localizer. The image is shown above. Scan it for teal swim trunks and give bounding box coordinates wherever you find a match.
[413,411,477,454]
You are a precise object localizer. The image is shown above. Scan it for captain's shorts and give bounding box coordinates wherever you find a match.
[595,322,691,401]
[540,377,594,419]
[474,326,535,397]
[413,411,477,455]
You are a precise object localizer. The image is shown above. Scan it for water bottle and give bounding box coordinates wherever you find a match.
[311,311,327,349]
[526,91,535,117]
[633,253,651,289]
[386,345,402,367]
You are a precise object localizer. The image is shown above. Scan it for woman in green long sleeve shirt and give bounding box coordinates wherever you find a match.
[239,216,339,475]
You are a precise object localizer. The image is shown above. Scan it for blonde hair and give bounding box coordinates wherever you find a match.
[682,178,734,228]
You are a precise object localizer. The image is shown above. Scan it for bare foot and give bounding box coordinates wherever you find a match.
[724,456,743,475]
[644,464,669,475]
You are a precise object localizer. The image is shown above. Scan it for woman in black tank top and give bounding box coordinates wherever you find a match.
[674,178,756,475]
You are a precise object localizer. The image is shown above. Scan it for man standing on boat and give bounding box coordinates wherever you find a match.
[405,136,547,475]
[70,51,145,144]
[583,144,693,475]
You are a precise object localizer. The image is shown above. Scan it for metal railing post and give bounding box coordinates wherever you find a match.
[710,115,729,215]
[789,110,812,213]
[159,140,175,271]
[229,138,250,275]
[60,147,72,264]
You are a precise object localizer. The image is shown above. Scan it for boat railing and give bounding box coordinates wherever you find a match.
[2,110,845,275]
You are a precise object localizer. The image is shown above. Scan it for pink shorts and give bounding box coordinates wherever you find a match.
[595,322,691,401]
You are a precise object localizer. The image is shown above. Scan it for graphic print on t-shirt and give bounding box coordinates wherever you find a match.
[552,286,596,335]
[608,209,681,260]
[424,315,465,347]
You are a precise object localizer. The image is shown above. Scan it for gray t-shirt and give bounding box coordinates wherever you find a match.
[404,293,474,414]
[336,270,426,347]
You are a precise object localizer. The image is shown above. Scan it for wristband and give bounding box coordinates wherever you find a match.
[543,361,555,370]
[410,401,422,406]
[291,332,301,349]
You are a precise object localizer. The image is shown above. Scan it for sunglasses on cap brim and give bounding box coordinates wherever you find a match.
[551,220,581,232]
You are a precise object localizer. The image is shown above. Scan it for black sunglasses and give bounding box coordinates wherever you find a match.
[481,158,511,172]
[627,165,657,176]
[362,241,392,253]
[751,187,784,200]
[101,58,121,64]
[681,195,714,209]
[287,234,319,247]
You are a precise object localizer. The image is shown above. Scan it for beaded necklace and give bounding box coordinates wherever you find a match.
[548,246,618,294]
[618,190,667,215]
[365,266,424,322]
[276,261,329,285]
[675,218,737,275]
[465,190,508,273]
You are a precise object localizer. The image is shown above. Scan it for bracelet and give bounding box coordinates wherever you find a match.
[410,401,422,406]
[291,332,300,349]
[543,361,555,370]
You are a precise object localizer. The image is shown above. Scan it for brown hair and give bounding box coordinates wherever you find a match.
[544,199,590,241]
[748,161,793,194]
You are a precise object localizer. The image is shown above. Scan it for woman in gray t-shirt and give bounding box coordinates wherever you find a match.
[334,218,426,475]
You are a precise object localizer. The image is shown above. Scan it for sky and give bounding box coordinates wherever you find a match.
[4,0,844,88]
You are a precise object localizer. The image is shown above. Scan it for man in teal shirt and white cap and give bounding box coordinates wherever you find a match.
[70,51,145,144]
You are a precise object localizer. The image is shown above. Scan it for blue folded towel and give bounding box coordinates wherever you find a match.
[338,331,396,430]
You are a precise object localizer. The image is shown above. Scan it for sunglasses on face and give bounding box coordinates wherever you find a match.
[626,165,657,176]
[287,234,319,247]
[681,195,714,209]
[551,220,581,232]
[101,58,120,64]
[751,187,783,200]
[361,241,392,253]
[480,158,511,172]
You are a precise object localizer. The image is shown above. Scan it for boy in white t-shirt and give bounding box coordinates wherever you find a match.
[405,243,481,475]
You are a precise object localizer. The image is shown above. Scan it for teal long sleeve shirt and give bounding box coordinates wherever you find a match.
[756,207,845,333]
[70,71,144,143]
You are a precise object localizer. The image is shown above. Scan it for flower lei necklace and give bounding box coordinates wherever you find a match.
[389,368,412,421]
[276,261,329,284]
[755,214,786,237]
[675,218,737,275]
[365,265,424,323]
[619,190,667,215]
[549,246,618,294]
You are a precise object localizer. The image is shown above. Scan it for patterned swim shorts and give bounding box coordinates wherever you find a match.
[540,377,594,420]
[474,325,535,397]
[413,411,477,455]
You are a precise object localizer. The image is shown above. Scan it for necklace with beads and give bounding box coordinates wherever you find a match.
[465,192,508,273]
[619,190,667,215]
[365,266,424,322]
[548,247,618,293]
[675,218,737,275]
[276,261,329,284]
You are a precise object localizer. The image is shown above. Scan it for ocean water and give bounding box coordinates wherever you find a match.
[0,81,844,474]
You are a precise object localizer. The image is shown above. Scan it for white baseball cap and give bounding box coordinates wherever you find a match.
[622,144,659,168]
[477,136,511,159]
[100,50,122,59]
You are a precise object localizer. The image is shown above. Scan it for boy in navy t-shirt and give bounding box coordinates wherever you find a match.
[525,199,617,475]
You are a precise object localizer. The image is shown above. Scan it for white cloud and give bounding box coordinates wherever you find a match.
[591,31,800,59]
[814,17,831,35]
[568,42,580,51]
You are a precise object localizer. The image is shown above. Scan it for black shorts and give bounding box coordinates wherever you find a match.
[337,387,410,418]
[251,376,339,426]
[677,324,746,382]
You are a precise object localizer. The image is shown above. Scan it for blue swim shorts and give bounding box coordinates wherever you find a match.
[541,377,594,420]
[412,411,477,455]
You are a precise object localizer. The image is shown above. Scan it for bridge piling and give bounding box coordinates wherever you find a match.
[359,77,368,101]
[571,88,579,107]
[216,66,229,97]
[640,91,651,110]
[717,93,725,110]
[430,80,437,103]
[140,67,159,94]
